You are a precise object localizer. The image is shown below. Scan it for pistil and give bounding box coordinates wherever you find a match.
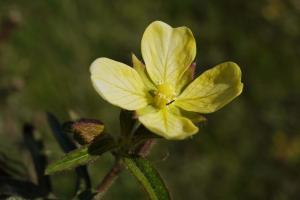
[153,83,176,109]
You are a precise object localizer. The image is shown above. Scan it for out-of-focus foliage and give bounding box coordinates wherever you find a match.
[0,0,300,199]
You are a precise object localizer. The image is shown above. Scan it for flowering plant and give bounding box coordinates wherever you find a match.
[46,21,243,199]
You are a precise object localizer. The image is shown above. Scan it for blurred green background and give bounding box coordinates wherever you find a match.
[1,0,300,199]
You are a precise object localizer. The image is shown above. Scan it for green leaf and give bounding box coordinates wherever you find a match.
[45,146,91,175]
[123,157,171,200]
[47,113,92,190]
[45,136,117,175]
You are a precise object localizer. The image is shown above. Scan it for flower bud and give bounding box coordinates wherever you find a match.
[70,119,104,145]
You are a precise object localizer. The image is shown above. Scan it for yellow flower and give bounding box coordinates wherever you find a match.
[90,21,243,140]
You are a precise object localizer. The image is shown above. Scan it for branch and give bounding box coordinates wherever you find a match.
[94,138,156,199]
[94,160,122,199]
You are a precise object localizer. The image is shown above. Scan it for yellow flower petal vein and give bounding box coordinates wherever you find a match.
[90,57,148,110]
[138,107,198,140]
[175,62,243,113]
[141,21,196,87]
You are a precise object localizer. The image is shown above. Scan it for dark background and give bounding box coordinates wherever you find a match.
[1,0,300,199]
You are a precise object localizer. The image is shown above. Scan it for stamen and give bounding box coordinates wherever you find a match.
[153,83,176,109]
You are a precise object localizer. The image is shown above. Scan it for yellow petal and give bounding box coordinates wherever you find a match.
[138,107,198,140]
[131,53,156,90]
[176,62,196,94]
[90,57,148,110]
[170,106,207,124]
[175,62,243,113]
[141,21,196,87]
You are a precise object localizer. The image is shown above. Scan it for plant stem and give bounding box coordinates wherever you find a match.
[94,138,156,199]
[137,139,156,157]
[94,160,122,199]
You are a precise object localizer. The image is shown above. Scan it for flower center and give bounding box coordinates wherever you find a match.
[153,83,176,109]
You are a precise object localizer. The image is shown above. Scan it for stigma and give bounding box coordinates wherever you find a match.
[153,83,176,109]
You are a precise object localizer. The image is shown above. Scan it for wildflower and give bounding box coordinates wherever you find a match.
[90,21,243,140]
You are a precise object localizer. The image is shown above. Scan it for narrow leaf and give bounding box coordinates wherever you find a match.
[47,112,76,152]
[45,136,117,175]
[45,146,90,175]
[22,123,51,195]
[123,157,170,200]
[47,113,91,190]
